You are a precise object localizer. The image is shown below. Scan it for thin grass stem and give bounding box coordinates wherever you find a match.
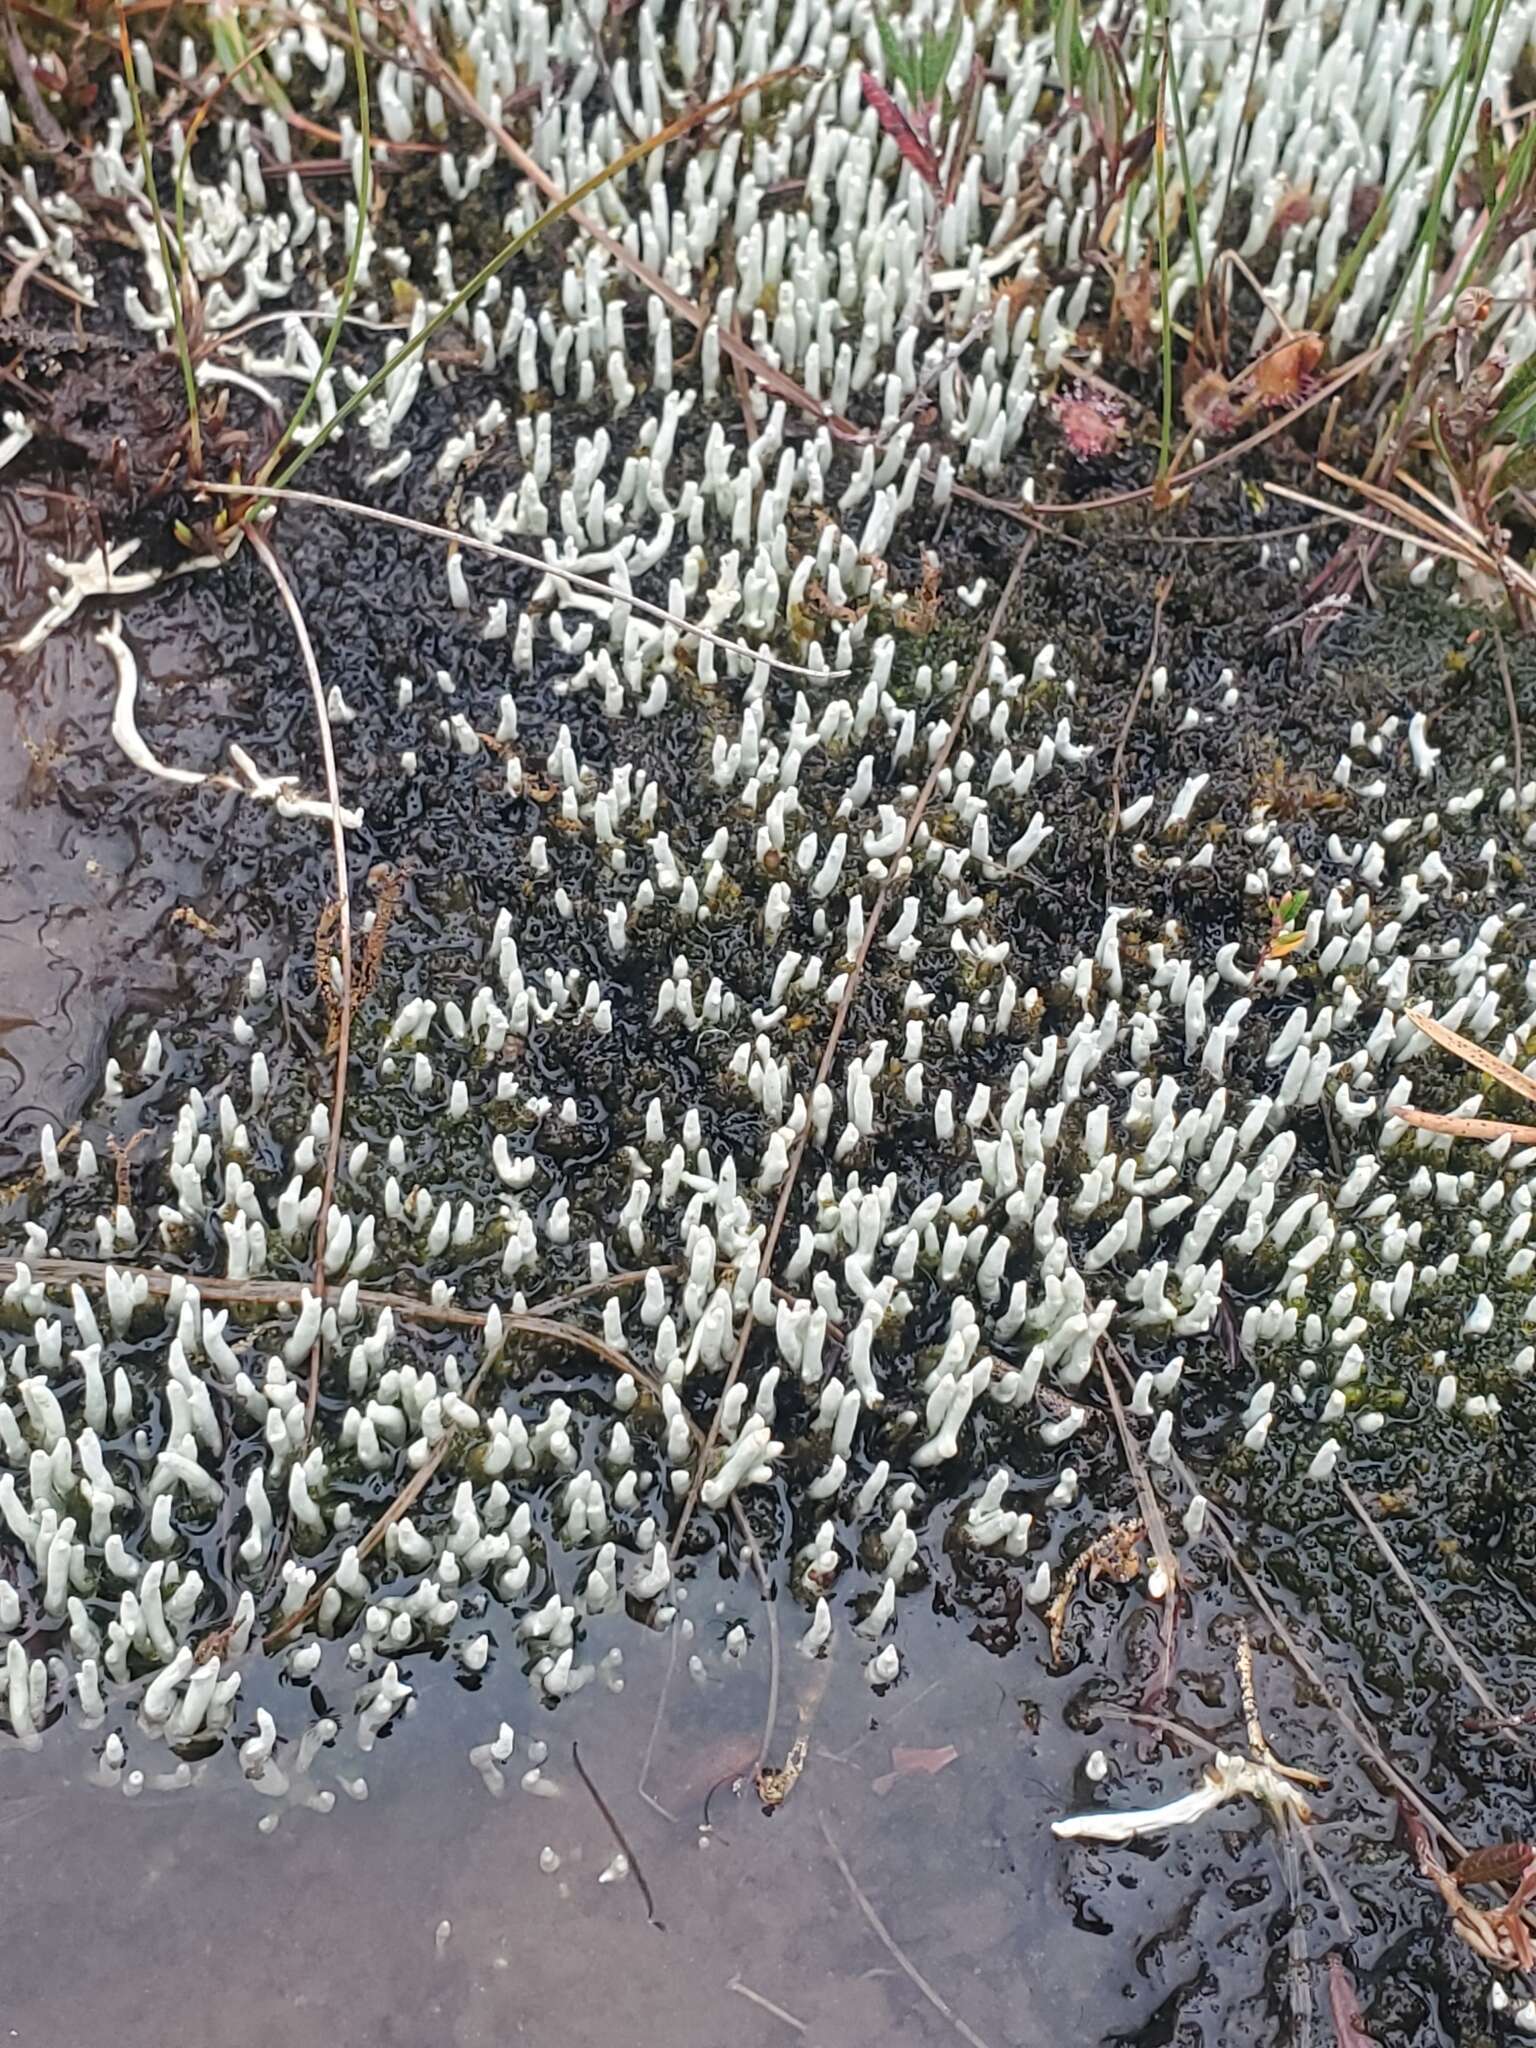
[1153,47,1174,481]
[116,5,202,476]
[253,69,803,514]
[1166,37,1204,299]
[258,0,371,479]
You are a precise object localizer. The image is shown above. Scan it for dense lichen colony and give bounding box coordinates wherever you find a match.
[3,0,1536,1958]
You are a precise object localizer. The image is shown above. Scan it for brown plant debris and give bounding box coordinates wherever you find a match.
[1046,1518,1145,1664]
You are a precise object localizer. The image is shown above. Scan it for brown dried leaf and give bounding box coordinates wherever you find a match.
[891,1743,959,1776]
[872,1743,960,1795]
[1394,1106,1536,1146]
[1407,1009,1536,1108]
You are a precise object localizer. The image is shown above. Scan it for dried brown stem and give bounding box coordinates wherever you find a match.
[1494,621,1524,812]
[0,1254,662,1328]
[1393,1105,1536,1145]
[264,1313,660,1649]
[1107,571,1172,860]
[1404,1007,1536,1108]
[572,1739,662,1927]
[245,531,350,1455]
[1097,1339,1179,1694]
[0,0,64,148]
[1337,1476,1505,1724]
[818,1812,995,2048]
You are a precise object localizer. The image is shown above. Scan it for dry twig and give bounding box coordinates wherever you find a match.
[245,529,350,1445]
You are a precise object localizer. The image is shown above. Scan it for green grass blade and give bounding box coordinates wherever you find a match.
[117,6,202,476]
[258,0,372,478]
[1314,62,1459,332]
[1166,37,1204,297]
[874,7,915,98]
[1154,48,1174,480]
[1452,109,1536,301]
[260,69,803,507]
[174,26,282,298]
[1406,0,1504,347]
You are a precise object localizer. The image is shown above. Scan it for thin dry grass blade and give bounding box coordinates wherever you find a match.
[195,479,838,680]
[1405,1009,1536,1107]
[1316,461,1490,553]
[1394,1105,1536,1145]
[1263,482,1483,572]
[1391,467,1536,602]
[1337,1477,1504,1721]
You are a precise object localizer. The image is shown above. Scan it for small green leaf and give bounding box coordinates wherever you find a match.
[874,6,917,98]
[1277,888,1310,929]
[1053,0,1086,92]
[1493,356,1536,447]
[918,7,964,101]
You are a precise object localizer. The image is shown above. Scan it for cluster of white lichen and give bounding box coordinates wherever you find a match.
[1,0,1534,1863]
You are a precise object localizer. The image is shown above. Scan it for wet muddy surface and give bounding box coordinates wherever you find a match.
[0,1542,1462,2048]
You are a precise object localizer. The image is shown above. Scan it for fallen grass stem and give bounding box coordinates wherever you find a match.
[1097,1337,1179,1693]
[726,1978,808,2035]
[244,526,351,1447]
[1337,1476,1505,1723]
[0,1255,662,1327]
[572,1739,662,1928]
[818,1812,995,2048]
[1107,570,1172,857]
[263,1312,665,1648]
[194,479,840,681]
[0,0,63,147]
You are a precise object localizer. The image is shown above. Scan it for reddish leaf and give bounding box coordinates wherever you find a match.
[873,1743,959,1793]
[892,1743,959,1775]
[1054,385,1125,459]
[1326,1955,1378,2048]
[860,71,941,192]
[1250,331,1325,410]
[1182,366,1240,439]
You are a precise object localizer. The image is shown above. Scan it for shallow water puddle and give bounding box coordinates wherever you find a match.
[0,1610,1153,2048]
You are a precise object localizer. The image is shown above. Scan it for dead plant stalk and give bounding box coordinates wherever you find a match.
[245,528,350,1444]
